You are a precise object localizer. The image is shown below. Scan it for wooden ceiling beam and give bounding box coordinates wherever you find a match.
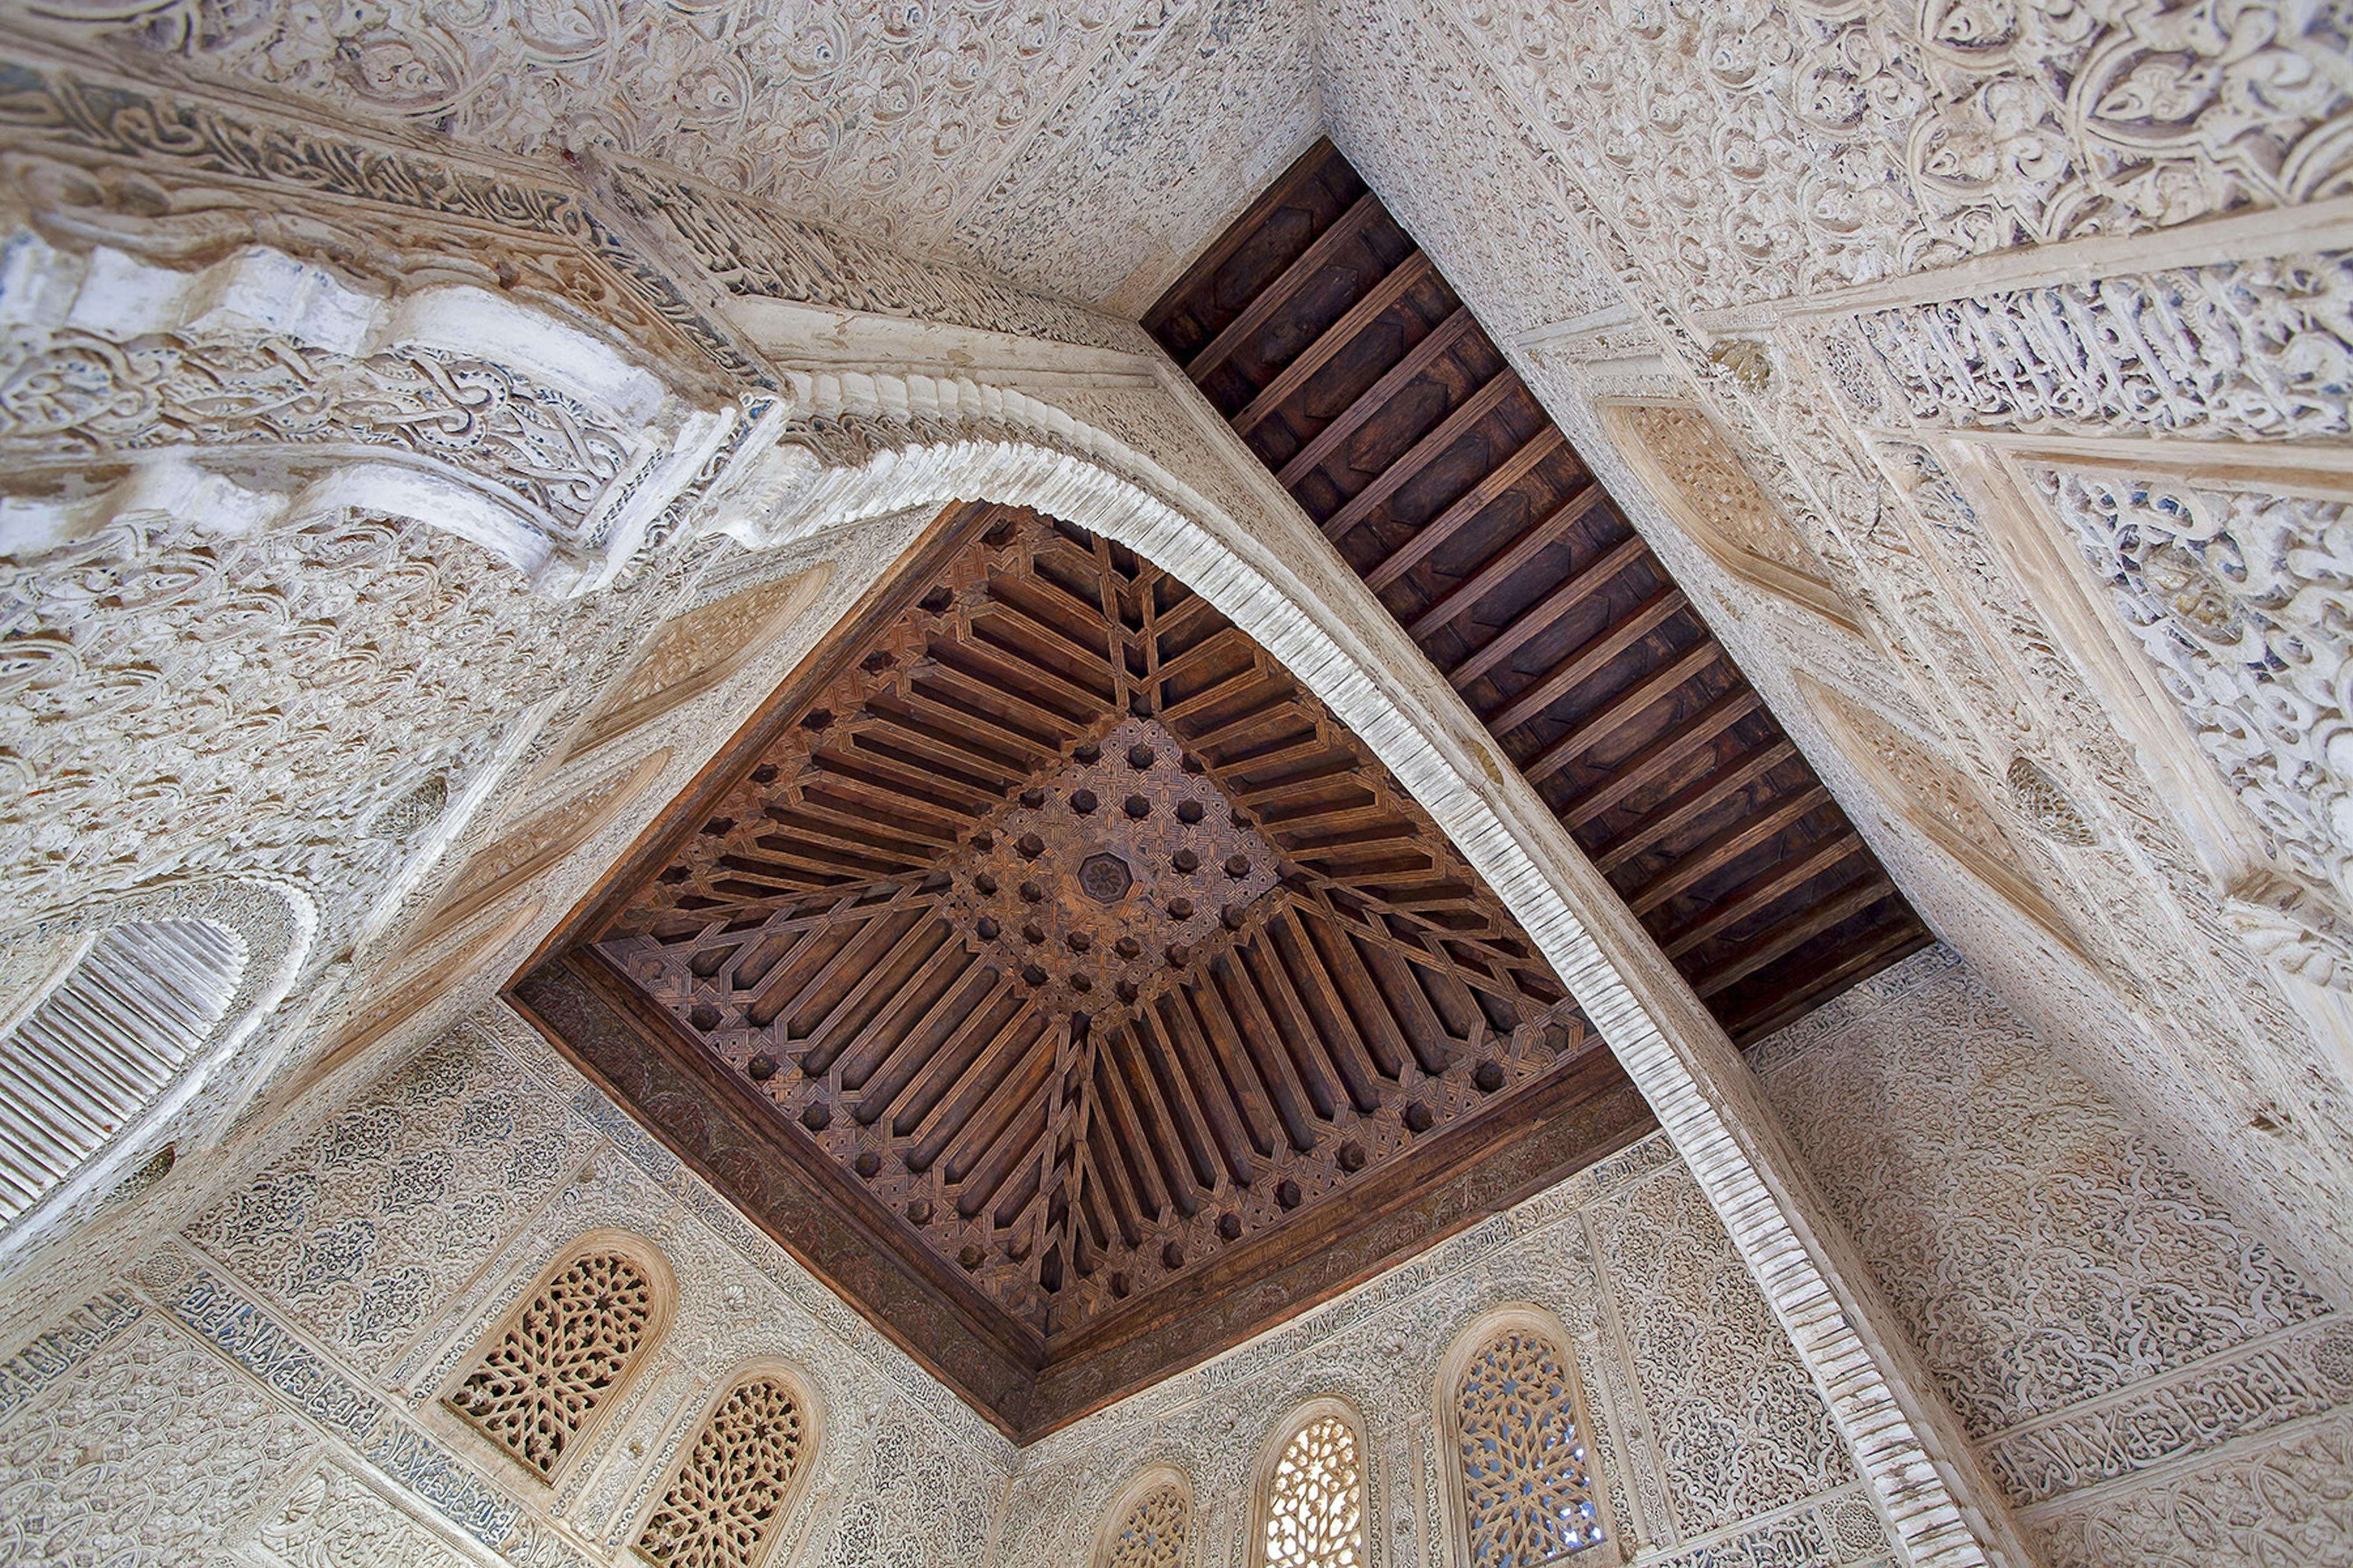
[1521,640,1720,788]
[799,919,960,1075]
[1662,830,1863,960]
[1089,1049,1174,1220]
[1233,252,1438,436]
[856,972,1013,1128]
[1725,920,1932,1042]
[1403,482,1610,641]
[1186,192,1384,381]
[1593,739,1799,872]
[1115,1020,1221,1206]
[1626,784,1832,918]
[1365,424,1566,592]
[1146,138,1339,339]
[1446,534,1649,692]
[1559,688,1762,831]
[743,908,918,1032]
[1317,371,1521,546]
[1483,585,1689,733]
[1695,874,1897,999]
[1274,309,1477,489]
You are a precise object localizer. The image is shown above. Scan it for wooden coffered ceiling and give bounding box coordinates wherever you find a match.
[1148,141,1930,1041]
[513,503,1652,1439]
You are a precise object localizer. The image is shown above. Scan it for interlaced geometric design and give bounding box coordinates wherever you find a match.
[1103,1482,1189,1568]
[1455,1330,1605,1565]
[446,1250,657,1477]
[635,1376,807,1568]
[1261,1414,1365,1568]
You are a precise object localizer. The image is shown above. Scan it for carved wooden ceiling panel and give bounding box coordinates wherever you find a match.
[520,502,1651,1436]
[1149,143,1932,1042]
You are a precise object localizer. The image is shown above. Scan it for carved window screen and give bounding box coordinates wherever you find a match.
[1260,1413,1366,1568]
[635,1374,809,1568]
[446,1247,659,1478]
[1453,1329,1606,1565]
[1101,1480,1190,1568]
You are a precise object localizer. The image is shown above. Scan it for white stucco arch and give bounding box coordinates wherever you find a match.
[0,875,312,1269]
[710,367,2022,1568]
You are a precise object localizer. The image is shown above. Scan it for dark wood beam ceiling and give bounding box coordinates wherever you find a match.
[513,502,1652,1439]
[1146,141,1930,1042]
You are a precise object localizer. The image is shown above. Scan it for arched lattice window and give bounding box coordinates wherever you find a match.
[0,918,246,1229]
[1096,1469,1192,1568]
[1442,1312,1611,1567]
[1255,1403,1367,1568]
[446,1235,670,1480]
[635,1369,814,1568]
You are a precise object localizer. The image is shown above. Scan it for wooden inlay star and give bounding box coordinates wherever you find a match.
[948,717,1278,1021]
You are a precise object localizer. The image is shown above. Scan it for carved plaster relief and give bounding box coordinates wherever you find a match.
[182,1027,600,1378]
[992,1135,1882,1568]
[249,1460,482,1568]
[16,0,1326,309]
[560,565,832,762]
[0,233,730,592]
[1314,0,2353,1324]
[416,749,672,946]
[1800,675,2087,960]
[1431,0,2351,310]
[1599,401,1861,634]
[1847,250,2353,440]
[1755,947,2337,1462]
[0,1314,322,1565]
[2032,467,2353,909]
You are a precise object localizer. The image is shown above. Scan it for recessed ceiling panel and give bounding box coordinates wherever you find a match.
[513,502,1652,1436]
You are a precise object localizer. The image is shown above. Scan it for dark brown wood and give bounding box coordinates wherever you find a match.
[1234,253,1438,437]
[1661,830,1863,958]
[1276,309,1477,489]
[1186,192,1384,380]
[1144,138,1342,343]
[1695,874,1896,996]
[1365,426,1566,592]
[1449,533,1651,693]
[1149,146,1925,1047]
[1626,783,1832,917]
[528,501,1632,1438]
[1723,921,1934,1042]
[1521,642,1721,787]
[1317,370,1520,543]
[1561,689,1762,831]
[1592,739,1797,870]
[1404,482,1612,640]
[1485,586,1689,732]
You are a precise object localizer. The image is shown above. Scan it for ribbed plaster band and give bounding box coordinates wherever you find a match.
[751,415,2001,1568]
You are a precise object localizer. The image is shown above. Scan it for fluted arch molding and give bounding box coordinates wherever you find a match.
[0,875,313,1268]
[718,367,2018,1568]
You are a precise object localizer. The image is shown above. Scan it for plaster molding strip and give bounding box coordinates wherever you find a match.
[747,365,2020,1565]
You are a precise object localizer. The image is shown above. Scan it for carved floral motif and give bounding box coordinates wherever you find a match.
[2040,469,2353,905]
[1262,1414,1366,1568]
[1444,0,2350,308]
[1,330,635,539]
[1855,252,2353,438]
[1452,1328,1606,1565]
[1757,946,2343,1513]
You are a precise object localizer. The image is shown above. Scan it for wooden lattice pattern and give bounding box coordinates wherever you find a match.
[602,507,1596,1340]
[1455,1330,1605,1566]
[1261,1414,1365,1568]
[1104,1482,1190,1568]
[635,1376,807,1568]
[446,1250,656,1477]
